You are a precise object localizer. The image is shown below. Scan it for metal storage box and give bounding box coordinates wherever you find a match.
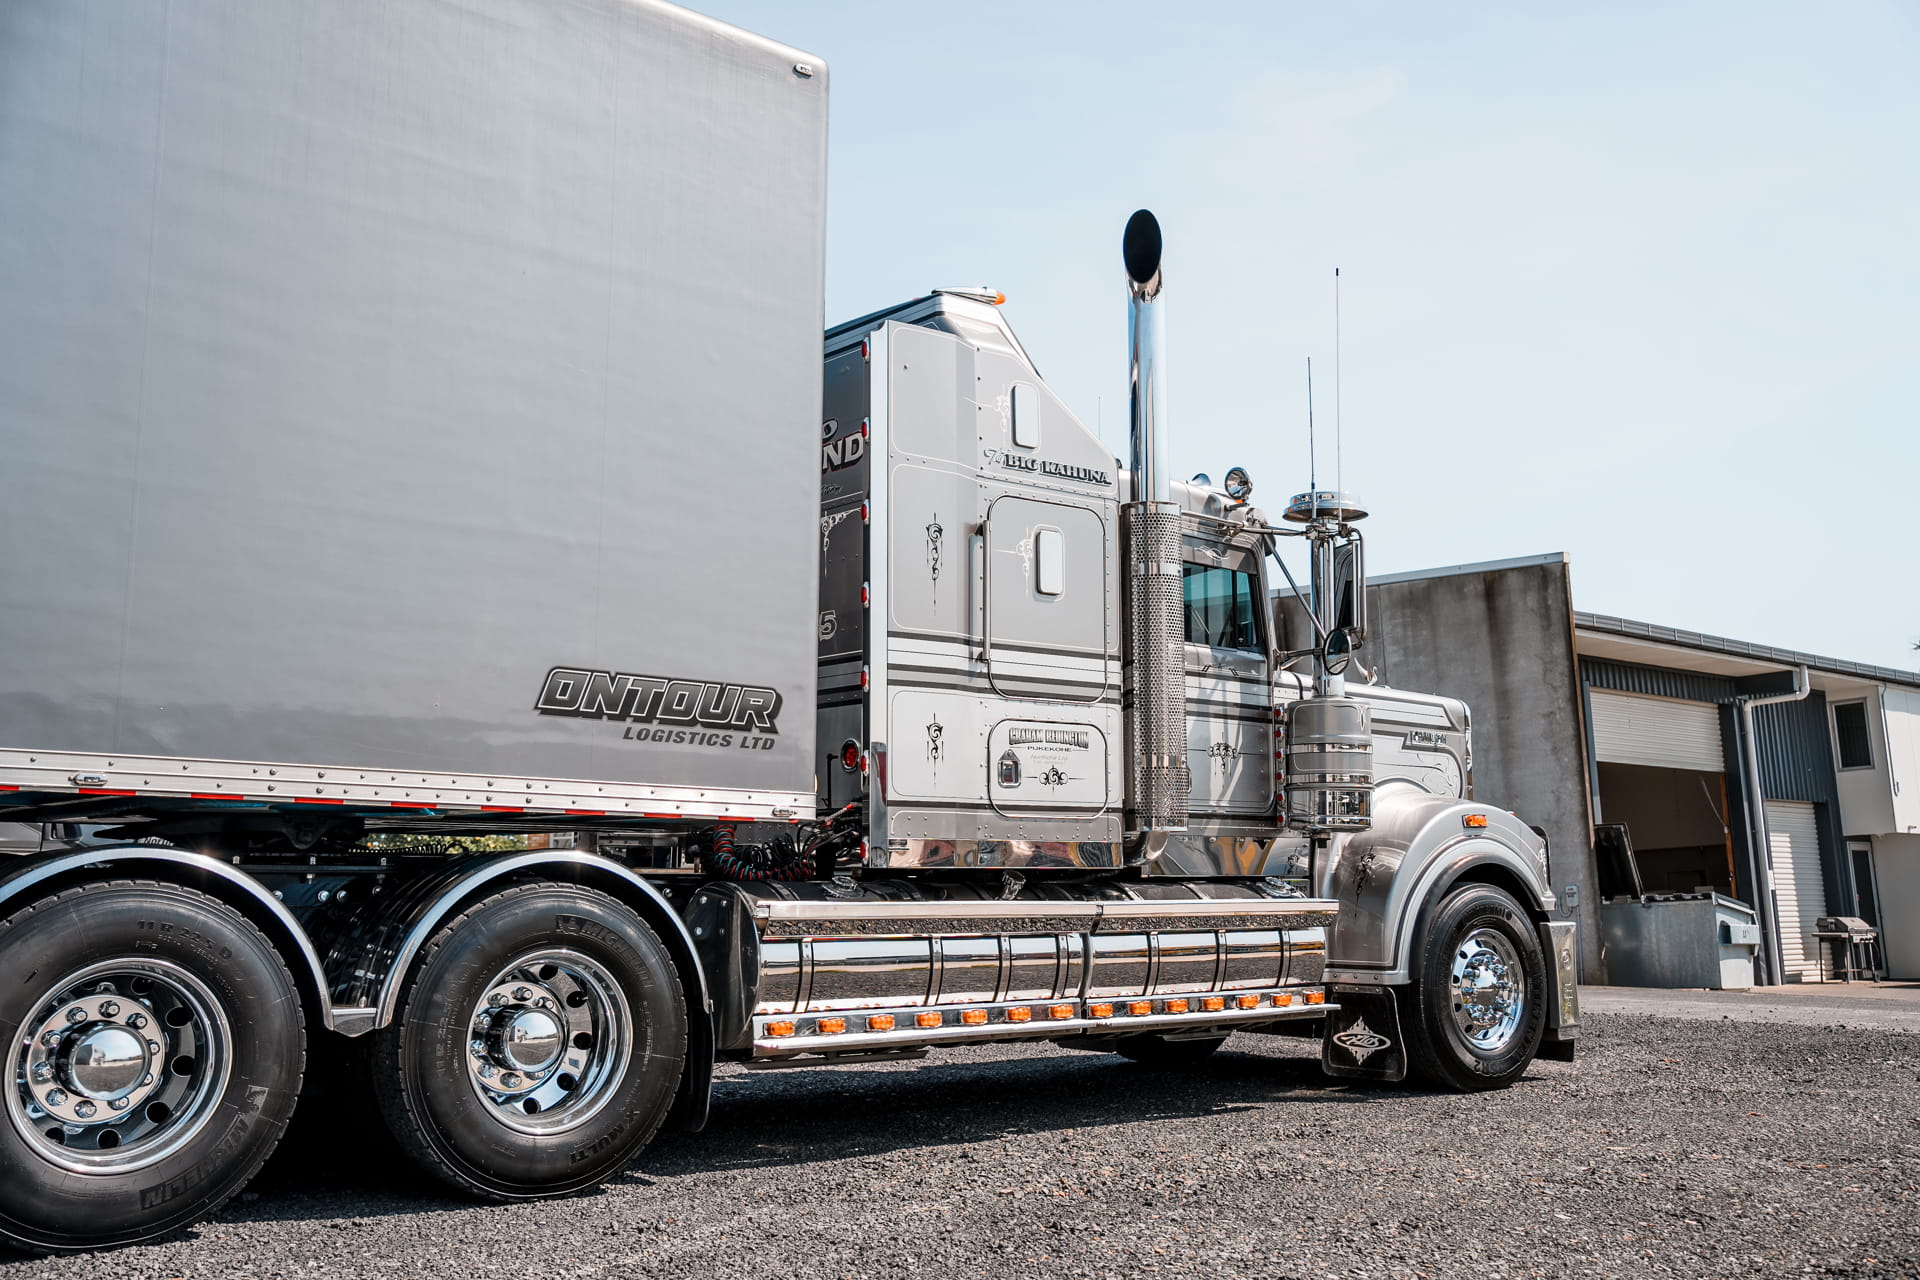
[1599,893,1759,990]
[0,0,825,819]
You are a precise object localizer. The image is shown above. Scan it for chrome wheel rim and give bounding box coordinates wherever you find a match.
[463,949,631,1136]
[6,960,232,1173]
[1449,927,1526,1053]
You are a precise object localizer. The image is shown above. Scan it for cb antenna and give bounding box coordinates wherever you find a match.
[1334,267,1342,494]
[1306,356,1316,493]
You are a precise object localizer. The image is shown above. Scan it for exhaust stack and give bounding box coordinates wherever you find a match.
[1121,210,1189,843]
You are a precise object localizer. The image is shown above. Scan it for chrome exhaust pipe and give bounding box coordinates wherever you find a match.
[1124,209,1167,504]
[1121,210,1187,842]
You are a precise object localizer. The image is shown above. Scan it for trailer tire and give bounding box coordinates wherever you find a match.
[1399,883,1546,1092]
[0,880,306,1254]
[1112,1034,1229,1067]
[371,883,686,1201]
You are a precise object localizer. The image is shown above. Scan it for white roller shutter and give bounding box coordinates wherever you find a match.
[1589,690,1725,772]
[1766,799,1828,981]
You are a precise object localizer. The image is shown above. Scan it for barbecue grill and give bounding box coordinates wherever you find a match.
[1811,916,1880,983]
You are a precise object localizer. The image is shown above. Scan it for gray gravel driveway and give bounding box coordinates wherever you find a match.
[4,991,1916,1279]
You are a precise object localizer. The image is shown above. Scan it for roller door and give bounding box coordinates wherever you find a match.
[1766,799,1828,981]
[1589,690,1725,772]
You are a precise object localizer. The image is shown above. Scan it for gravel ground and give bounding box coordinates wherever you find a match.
[4,998,1917,1279]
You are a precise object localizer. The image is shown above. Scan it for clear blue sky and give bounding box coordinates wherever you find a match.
[709,2,1919,671]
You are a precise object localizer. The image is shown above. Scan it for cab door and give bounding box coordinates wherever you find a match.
[1181,541,1274,815]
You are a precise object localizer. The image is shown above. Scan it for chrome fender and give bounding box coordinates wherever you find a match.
[1320,783,1554,987]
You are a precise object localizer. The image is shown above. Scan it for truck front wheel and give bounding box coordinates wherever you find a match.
[1399,883,1546,1092]
[371,883,687,1200]
[0,881,306,1253]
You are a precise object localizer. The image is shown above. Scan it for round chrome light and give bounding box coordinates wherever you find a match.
[1224,467,1252,502]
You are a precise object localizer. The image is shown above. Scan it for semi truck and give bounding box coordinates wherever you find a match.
[0,0,1578,1253]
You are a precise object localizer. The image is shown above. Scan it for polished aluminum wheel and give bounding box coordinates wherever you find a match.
[463,949,631,1135]
[1449,928,1526,1052]
[5,960,232,1173]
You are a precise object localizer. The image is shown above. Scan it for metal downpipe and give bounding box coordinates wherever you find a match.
[1735,666,1809,986]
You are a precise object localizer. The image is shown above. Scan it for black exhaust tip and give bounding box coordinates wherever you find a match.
[1123,209,1162,288]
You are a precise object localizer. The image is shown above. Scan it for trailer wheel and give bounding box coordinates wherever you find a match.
[371,883,686,1200]
[1399,883,1546,1091]
[1112,1034,1229,1067]
[0,880,306,1254]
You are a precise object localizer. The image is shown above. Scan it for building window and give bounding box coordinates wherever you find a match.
[1833,701,1874,770]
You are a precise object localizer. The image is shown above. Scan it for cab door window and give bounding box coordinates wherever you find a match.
[1182,563,1261,651]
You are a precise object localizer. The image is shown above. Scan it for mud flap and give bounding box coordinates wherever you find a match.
[1320,983,1408,1083]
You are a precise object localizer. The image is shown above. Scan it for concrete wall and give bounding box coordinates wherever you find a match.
[1278,555,1600,973]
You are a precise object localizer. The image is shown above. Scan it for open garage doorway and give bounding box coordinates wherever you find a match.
[1596,763,1736,894]
[1590,689,1737,895]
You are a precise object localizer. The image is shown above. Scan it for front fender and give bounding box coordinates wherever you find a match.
[1321,784,1553,986]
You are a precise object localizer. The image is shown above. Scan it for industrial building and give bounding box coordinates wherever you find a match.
[1277,553,1920,986]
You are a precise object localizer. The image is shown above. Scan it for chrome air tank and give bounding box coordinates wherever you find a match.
[1284,696,1374,832]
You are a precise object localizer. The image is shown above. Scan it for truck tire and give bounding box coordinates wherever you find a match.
[371,883,687,1200]
[1399,883,1546,1092]
[0,880,306,1253]
[1113,1034,1229,1067]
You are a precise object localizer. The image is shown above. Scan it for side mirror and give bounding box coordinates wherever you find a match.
[1320,627,1353,676]
[1330,535,1366,644]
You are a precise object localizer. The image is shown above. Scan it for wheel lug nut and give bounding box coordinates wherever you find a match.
[75,1101,96,1119]
[511,987,533,1003]
[98,1000,120,1018]
[141,1074,154,1086]
[110,1097,130,1112]
[478,1064,496,1079]
[500,1073,521,1089]
[66,1008,87,1024]
[147,1040,161,1054]
[45,1089,67,1107]
[488,993,507,1007]
[31,1063,52,1083]
[534,997,553,1010]
[126,1013,147,1030]
[41,1030,61,1048]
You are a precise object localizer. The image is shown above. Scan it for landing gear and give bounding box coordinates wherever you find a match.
[0,882,306,1253]
[371,884,687,1199]
[1399,883,1545,1091]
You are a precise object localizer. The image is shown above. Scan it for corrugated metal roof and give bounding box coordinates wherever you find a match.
[1575,612,1920,691]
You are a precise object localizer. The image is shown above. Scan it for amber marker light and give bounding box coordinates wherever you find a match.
[960,1009,989,1026]
[1273,993,1293,1007]
[1128,1000,1153,1016]
[1235,995,1260,1010]
[1089,1002,1115,1018]
[1306,991,1326,1005]
[1165,998,1190,1014]
[817,1017,847,1034]
[767,1020,796,1037]
[866,1014,895,1032]
[1049,1004,1075,1020]
[1202,996,1225,1012]
[1007,1007,1033,1023]
[915,1012,942,1029]
[1462,813,1489,829]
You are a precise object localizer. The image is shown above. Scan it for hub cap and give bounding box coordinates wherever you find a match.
[1450,927,1526,1052]
[464,950,631,1136]
[6,960,232,1172]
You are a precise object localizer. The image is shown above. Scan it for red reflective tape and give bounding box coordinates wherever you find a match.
[189,792,233,801]
[719,815,760,823]
[292,796,343,805]
[480,805,524,813]
[77,788,137,797]
[386,801,437,809]
[0,784,19,791]
[565,808,606,816]
[641,812,680,819]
